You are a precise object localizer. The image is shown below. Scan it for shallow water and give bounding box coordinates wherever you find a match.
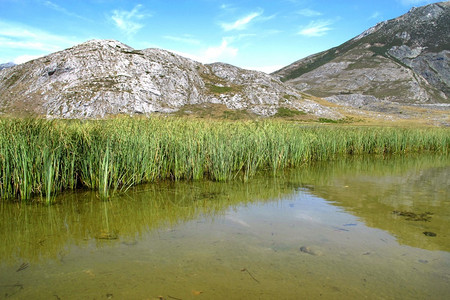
[0,155,449,299]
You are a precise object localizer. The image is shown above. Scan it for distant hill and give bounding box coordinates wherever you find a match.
[0,40,338,119]
[0,62,15,71]
[273,1,450,109]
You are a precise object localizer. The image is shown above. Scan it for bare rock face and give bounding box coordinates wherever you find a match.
[0,39,339,119]
[388,47,449,98]
[273,1,450,109]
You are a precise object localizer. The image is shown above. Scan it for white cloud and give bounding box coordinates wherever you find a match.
[163,35,201,45]
[42,1,90,21]
[297,9,322,17]
[0,39,50,52]
[0,20,80,56]
[298,20,333,37]
[221,11,262,31]
[220,3,235,10]
[204,38,238,62]
[13,54,45,64]
[163,38,238,64]
[167,49,203,62]
[111,4,149,36]
[162,36,239,64]
[243,64,285,73]
[369,11,381,20]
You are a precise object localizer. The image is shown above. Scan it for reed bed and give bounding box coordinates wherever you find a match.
[0,117,448,202]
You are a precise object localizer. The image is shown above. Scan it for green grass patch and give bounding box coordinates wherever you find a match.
[3,71,24,89]
[208,85,235,94]
[282,94,299,101]
[274,107,306,118]
[318,117,356,124]
[278,48,340,81]
[0,117,448,202]
[221,110,250,120]
[318,118,339,123]
[200,70,243,95]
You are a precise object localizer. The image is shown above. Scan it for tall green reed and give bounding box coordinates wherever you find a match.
[0,117,448,202]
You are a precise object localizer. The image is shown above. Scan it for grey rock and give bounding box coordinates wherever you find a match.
[325,94,406,114]
[389,49,450,97]
[0,39,340,119]
[299,246,323,256]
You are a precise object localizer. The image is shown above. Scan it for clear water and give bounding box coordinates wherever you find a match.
[1,155,449,299]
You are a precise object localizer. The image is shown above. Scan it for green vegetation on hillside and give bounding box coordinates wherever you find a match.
[278,48,339,82]
[0,117,448,202]
[274,107,306,118]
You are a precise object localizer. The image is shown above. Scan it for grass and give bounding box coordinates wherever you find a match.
[222,110,252,120]
[0,117,448,202]
[208,85,235,94]
[274,107,306,118]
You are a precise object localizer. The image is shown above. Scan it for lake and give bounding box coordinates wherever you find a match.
[1,154,449,299]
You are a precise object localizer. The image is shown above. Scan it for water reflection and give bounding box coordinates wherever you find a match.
[293,154,450,251]
[1,154,449,264]
[0,178,293,264]
[0,154,449,299]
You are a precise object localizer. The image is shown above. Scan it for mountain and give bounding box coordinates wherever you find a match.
[273,1,450,109]
[0,39,338,119]
[0,62,15,71]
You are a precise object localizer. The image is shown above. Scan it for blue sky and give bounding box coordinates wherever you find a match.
[0,0,442,72]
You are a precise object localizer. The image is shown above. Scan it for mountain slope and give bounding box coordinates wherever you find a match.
[0,40,338,119]
[273,1,450,107]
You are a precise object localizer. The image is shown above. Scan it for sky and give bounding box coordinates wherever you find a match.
[0,0,443,73]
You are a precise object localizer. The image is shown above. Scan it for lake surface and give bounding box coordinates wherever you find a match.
[1,154,449,299]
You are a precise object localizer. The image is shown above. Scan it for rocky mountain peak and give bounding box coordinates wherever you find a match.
[0,39,339,119]
[406,1,447,19]
[273,1,449,110]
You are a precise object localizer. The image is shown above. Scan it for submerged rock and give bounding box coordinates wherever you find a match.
[299,246,323,256]
[423,231,437,237]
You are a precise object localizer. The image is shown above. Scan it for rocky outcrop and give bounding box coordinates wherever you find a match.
[0,39,340,119]
[388,47,449,97]
[273,1,450,108]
